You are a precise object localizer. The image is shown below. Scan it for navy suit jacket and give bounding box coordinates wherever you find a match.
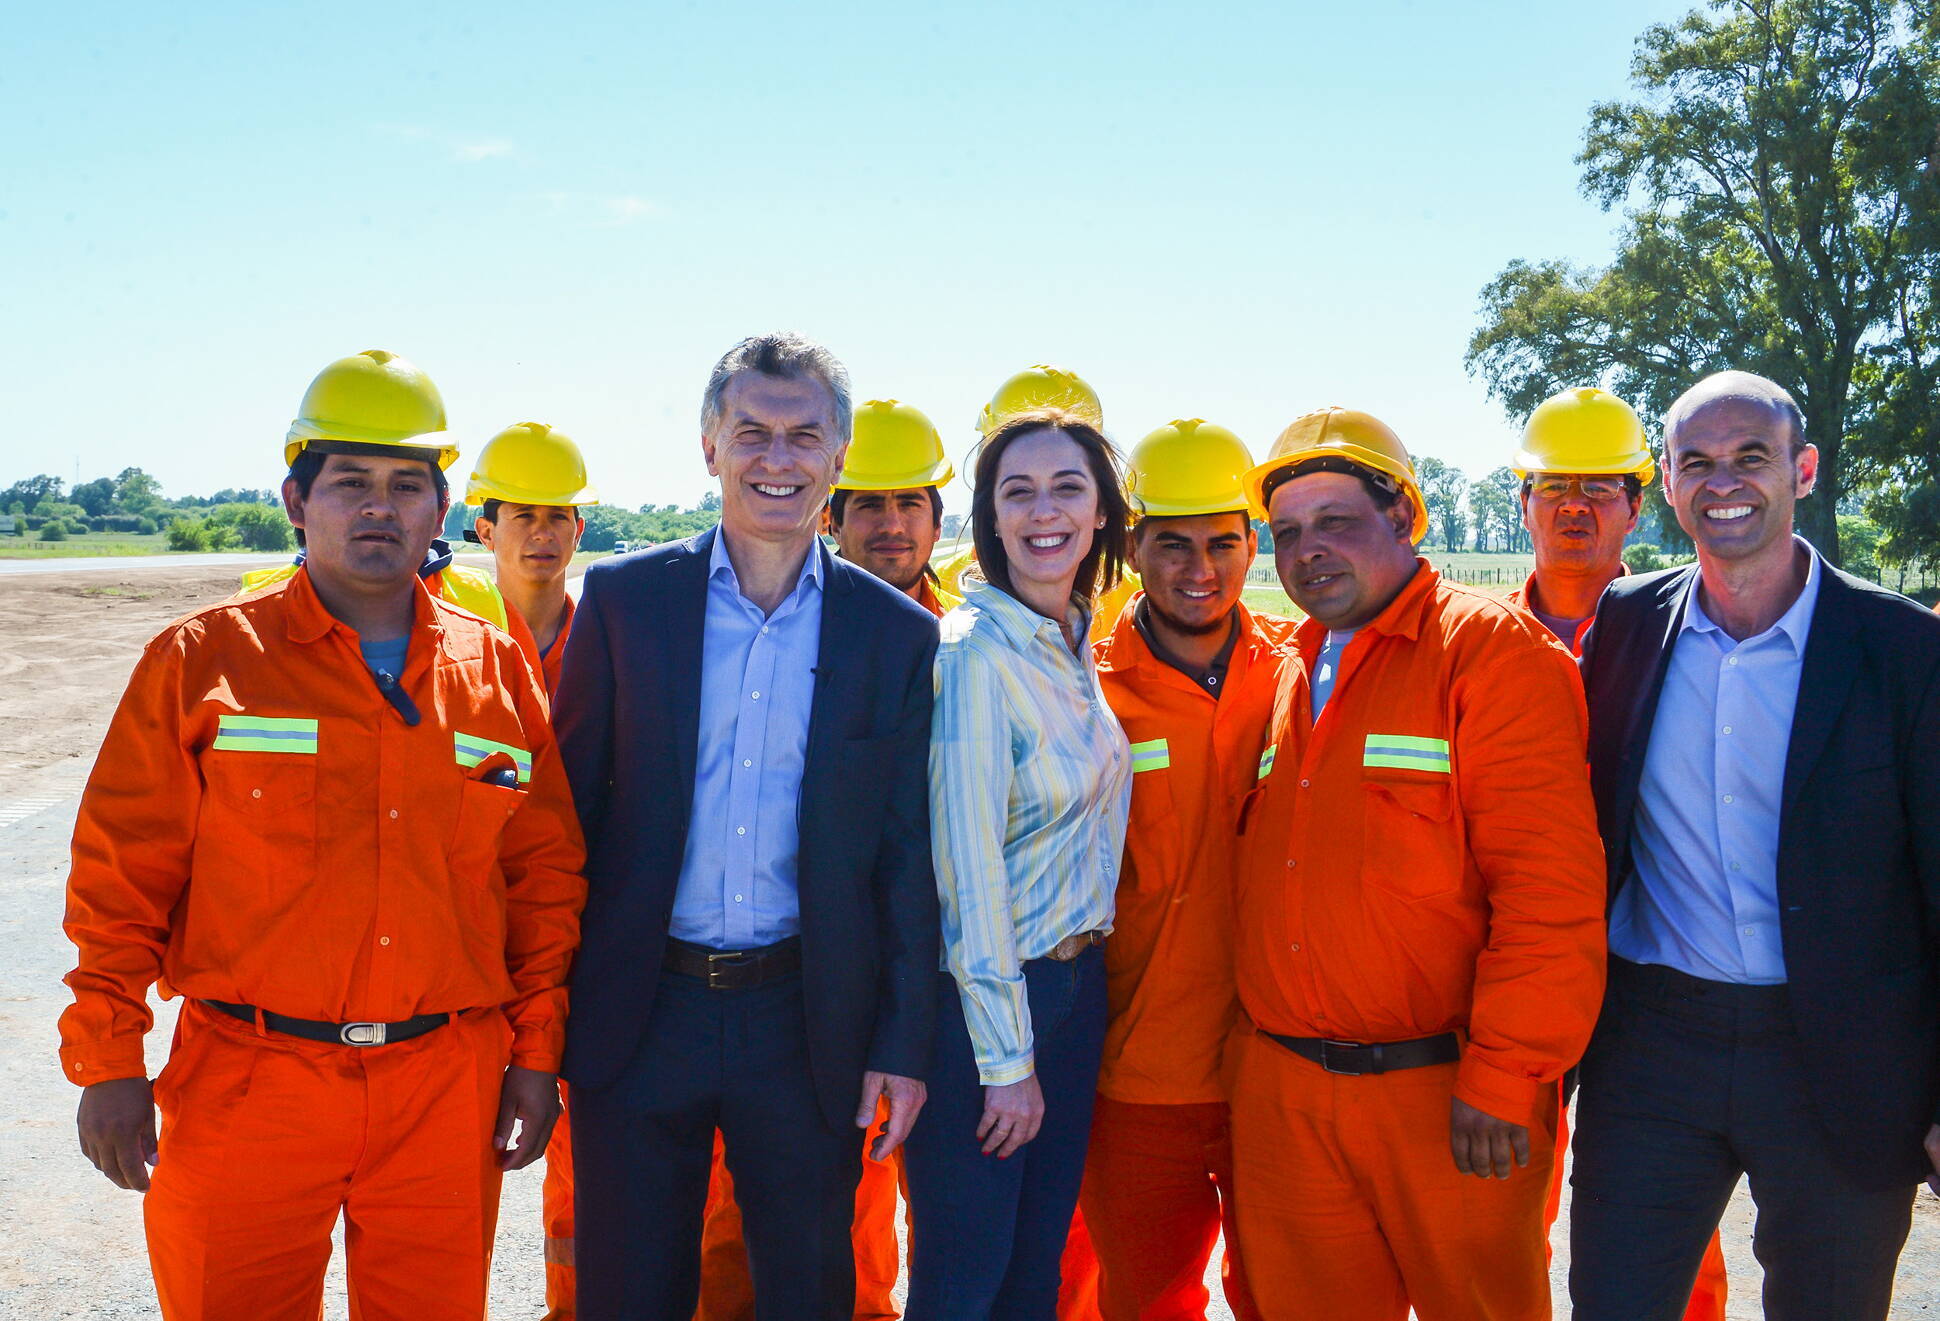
[1580,557,1940,1186]
[553,529,941,1128]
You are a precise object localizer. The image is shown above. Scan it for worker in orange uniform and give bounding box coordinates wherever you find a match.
[689,398,956,1321]
[463,421,600,1319]
[60,348,586,1321]
[240,351,530,648]
[1509,387,1728,1321]
[1080,419,1285,1321]
[1230,407,1606,1320]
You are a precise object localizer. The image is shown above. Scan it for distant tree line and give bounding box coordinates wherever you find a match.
[443,490,723,552]
[1,469,293,551]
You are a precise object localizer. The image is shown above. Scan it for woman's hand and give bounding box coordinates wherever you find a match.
[978,1074,1044,1158]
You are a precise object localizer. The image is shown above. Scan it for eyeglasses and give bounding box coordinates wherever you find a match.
[1529,476,1631,504]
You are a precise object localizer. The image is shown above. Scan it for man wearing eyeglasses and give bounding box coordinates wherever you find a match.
[1508,388,1657,658]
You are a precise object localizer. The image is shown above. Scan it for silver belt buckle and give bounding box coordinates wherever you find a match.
[1319,1039,1364,1075]
[340,1021,388,1046]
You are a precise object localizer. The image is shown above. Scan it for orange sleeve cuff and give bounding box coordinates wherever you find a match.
[509,1018,564,1076]
[1454,1053,1547,1126]
[59,1036,149,1088]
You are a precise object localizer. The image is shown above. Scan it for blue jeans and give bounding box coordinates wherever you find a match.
[904,944,1107,1320]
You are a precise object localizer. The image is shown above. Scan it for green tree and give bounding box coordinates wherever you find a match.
[39,521,67,542]
[2,475,64,512]
[114,467,163,512]
[1466,0,1940,567]
[71,477,118,516]
[1415,456,1471,550]
[1467,468,1521,551]
[213,503,294,552]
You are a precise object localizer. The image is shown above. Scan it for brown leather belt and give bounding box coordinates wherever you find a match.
[664,936,802,990]
[1041,930,1106,963]
[1265,1030,1461,1076]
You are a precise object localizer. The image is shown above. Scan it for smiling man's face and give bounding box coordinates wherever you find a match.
[285,452,446,590]
[1663,396,1817,564]
[703,371,848,548]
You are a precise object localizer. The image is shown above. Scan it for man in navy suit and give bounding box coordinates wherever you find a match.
[1569,371,1940,1320]
[554,333,940,1319]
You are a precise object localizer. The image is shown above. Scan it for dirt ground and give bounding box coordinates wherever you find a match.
[2,564,1937,1317]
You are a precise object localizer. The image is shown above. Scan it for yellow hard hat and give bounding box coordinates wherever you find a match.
[1125,419,1255,518]
[977,364,1104,436]
[465,422,600,508]
[1514,387,1657,483]
[285,349,456,469]
[833,400,954,491]
[1243,406,1430,544]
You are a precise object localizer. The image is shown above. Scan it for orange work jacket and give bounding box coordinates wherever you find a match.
[59,566,586,1085]
[1094,599,1297,1105]
[508,593,575,699]
[1506,565,1628,658]
[1236,561,1606,1123]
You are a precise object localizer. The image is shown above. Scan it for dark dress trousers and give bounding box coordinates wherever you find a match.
[1570,559,1940,1321]
[553,529,940,1320]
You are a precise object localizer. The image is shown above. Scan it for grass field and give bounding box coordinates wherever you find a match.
[0,533,169,558]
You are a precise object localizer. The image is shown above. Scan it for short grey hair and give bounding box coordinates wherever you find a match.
[700,332,853,443]
[1665,370,1807,455]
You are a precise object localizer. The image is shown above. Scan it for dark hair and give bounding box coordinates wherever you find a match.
[287,443,449,501]
[827,486,943,529]
[970,410,1129,604]
[479,498,502,524]
[701,332,853,442]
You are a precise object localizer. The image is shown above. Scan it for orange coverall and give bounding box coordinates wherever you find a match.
[1232,562,1606,1320]
[1059,600,1288,1320]
[1507,573,1727,1321]
[59,566,586,1321]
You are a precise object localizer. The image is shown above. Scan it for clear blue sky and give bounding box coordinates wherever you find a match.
[4,0,1697,515]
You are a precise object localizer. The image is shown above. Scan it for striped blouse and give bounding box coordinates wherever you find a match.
[930,581,1133,1085]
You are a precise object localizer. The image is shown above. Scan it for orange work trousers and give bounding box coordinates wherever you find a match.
[1056,1205,1100,1320]
[145,1000,510,1321]
[1070,1096,1258,1321]
[1228,1028,1554,1321]
[694,1105,903,1321]
[1544,1100,1728,1321]
[542,1084,576,1319]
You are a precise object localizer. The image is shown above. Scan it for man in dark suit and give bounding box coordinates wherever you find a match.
[1570,370,1940,1320]
[553,332,940,1320]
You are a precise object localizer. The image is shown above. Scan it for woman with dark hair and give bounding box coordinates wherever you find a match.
[903,411,1134,1318]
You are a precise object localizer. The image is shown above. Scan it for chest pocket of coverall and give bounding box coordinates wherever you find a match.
[199,752,319,877]
[448,752,525,893]
[1362,774,1458,901]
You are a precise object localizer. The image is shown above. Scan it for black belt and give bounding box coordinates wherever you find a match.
[1265,1029,1461,1076]
[664,937,802,990]
[203,999,453,1047]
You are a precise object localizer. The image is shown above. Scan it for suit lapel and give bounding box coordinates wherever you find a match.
[797,545,855,896]
[1609,567,1697,888]
[1781,568,1859,817]
[664,529,714,825]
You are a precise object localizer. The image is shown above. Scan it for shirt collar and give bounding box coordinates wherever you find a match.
[963,580,1084,654]
[709,524,826,601]
[1295,556,1437,653]
[284,562,444,654]
[1680,535,1821,651]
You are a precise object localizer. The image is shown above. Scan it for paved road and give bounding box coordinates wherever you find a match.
[0,553,291,577]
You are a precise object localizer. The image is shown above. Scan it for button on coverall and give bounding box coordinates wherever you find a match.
[59,567,586,1321]
[1056,599,1289,1320]
[1505,573,1727,1321]
[1233,563,1606,1320]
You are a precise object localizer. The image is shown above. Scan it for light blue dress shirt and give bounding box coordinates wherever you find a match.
[1609,540,1822,984]
[669,529,825,949]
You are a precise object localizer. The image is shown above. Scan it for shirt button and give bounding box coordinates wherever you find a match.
[1723,794,1734,804]
[1300,779,1311,788]
[389,809,399,819]
[1289,942,1301,952]
[1721,726,1732,736]
[252,788,263,799]
[1285,859,1297,869]
[736,826,747,836]
[751,691,761,701]
[1727,656,1739,666]
[1731,861,1742,871]
[734,893,744,903]
[380,936,391,946]
[761,626,770,635]
[743,759,753,768]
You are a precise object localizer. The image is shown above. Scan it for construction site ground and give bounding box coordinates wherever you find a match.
[2,561,1936,1317]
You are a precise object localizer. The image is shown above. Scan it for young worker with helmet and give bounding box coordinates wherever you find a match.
[1231,407,1605,1320]
[1510,387,1729,1321]
[1079,419,1286,1320]
[60,349,586,1320]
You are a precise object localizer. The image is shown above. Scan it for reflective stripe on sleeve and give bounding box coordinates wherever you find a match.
[1363,733,1451,773]
[454,731,533,783]
[212,715,318,755]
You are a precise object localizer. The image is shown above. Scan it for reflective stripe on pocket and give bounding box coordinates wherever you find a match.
[1363,733,1450,773]
[1257,743,1277,781]
[1129,738,1170,773]
[212,715,318,754]
[454,732,532,783]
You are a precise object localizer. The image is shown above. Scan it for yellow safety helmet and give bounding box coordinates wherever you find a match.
[1125,419,1255,518]
[285,349,456,469]
[976,364,1104,436]
[1514,387,1657,484]
[833,400,954,491]
[1243,406,1430,544]
[465,422,600,508]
